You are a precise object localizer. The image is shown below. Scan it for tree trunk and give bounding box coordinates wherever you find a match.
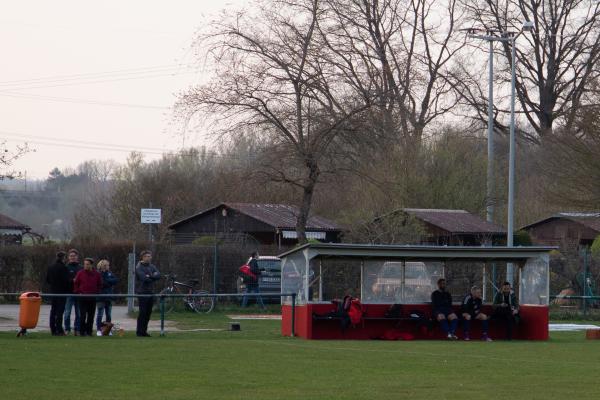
[296,159,320,244]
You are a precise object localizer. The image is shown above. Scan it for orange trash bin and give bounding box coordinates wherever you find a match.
[18,292,42,336]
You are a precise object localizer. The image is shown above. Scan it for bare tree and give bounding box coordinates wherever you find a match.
[177,0,370,242]
[459,0,600,141]
[0,141,30,180]
[320,0,466,151]
[541,103,600,208]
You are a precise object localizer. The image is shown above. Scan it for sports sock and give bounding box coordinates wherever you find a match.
[449,319,458,335]
[463,319,471,336]
[440,319,449,334]
[482,319,489,334]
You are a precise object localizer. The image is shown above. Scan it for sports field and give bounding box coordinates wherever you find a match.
[1,313,599,400]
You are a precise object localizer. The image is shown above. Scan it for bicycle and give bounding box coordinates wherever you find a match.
[156,274,214,314]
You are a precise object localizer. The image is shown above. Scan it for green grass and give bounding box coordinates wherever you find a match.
[1,314,600,400]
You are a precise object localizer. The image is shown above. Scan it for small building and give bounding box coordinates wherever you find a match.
[375,208,505,245]
[521,212,600,251]
[168,202,342,247]
[0,213,31,245]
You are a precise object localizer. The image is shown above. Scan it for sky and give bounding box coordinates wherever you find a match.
[0,0,246,180]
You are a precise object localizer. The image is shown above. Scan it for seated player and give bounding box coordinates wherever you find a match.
[461,286,492,342]
[431,278,458,340]
[493,282,520,340]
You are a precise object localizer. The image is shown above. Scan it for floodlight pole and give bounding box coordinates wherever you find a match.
[466,30,497,224]
[486,40,495,224]
[506,38,517,286]
[467,23,533,286]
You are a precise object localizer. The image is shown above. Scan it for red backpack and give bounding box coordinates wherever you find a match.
[347,298,363,325]
[238,264,257,281]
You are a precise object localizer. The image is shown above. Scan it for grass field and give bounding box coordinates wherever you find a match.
[2,313,600,400]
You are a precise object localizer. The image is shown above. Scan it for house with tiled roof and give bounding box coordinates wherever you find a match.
[0,212,31,245]
[168,203,342,247]
[521,212,600,250]
[376,208,506,245]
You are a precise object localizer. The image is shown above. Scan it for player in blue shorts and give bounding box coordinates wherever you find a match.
[431,278,458,340]
[461,286,492,341]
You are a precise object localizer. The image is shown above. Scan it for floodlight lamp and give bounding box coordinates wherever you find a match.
[522,21,535,32]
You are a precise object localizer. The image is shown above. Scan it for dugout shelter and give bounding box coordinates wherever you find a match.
[280,243,553,340]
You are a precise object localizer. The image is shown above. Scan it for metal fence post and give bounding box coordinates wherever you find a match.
[127,253,136,313]
[213,242,218,310]
[160,295,165,337]
[583,248,589,316]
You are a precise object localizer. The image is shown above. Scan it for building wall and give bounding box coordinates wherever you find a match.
[170,205,341,246]
[171,206,275,235]
[525,219,599,251]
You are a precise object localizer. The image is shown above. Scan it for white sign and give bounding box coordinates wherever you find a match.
[141,208,162,224]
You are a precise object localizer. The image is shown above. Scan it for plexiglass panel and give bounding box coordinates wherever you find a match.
[404,261,444,303]
[520,256,549,305]
[281,250,308,305]
[361,260,444,304]
[362,261,402,303]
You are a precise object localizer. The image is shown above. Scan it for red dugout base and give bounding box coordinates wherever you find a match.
[282,303,548,340]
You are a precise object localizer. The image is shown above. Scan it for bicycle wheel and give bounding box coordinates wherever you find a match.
[155,288,176,314]
[190,290,214,314]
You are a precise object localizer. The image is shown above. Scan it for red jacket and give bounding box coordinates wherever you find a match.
[74,269,102,295]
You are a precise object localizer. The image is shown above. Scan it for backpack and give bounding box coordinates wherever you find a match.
[385,304,403,318]
[347,299,363,325]
[239,264,257,283]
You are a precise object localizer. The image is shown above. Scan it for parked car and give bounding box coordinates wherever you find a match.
[237,256,282,303]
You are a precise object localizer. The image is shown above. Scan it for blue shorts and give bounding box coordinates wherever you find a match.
[434,308,454,318]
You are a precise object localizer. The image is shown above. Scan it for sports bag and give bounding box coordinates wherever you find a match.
[239,264,257,282]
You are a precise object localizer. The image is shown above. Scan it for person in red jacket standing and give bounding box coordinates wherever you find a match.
[74,258,102,336]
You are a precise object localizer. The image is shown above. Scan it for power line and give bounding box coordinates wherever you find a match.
[2,136,165,155]
[0,130,253,161]
[0,91,171,110]
[0,64,191,87]
[0,130,171,152]
[0,70,196,91]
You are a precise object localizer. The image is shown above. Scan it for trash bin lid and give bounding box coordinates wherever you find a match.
[19,292,41,299]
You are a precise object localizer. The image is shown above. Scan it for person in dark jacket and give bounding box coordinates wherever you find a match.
[241,252,265,309]
[95,259,118,336]
[461,286,492,341]
[135,250,161,337]
[74,258,103,336]
[46,251,70,336]
[431,278,458,340]
[63,248,82,335]
[493,282,520,340]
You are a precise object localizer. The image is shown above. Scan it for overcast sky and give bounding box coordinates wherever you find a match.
[1,0,246,180]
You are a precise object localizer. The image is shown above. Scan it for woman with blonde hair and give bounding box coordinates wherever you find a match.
[96,259,118,336]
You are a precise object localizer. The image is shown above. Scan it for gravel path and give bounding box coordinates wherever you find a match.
[0,304,177,333]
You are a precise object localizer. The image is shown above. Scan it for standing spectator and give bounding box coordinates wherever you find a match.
[46,251,70,336]
[493,282,520,340]
[63,249,82,336]
[96,259,118,336]
[74,258,102,337]
[241,252,265,309]
[431,278,458,340]
[461,286,492,341]
[135,250,161,337]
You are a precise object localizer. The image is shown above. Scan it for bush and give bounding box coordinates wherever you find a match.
[514,230,533,246]
[591,235,600,260]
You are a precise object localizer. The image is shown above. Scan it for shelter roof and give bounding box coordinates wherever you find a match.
[279,243,555,261]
